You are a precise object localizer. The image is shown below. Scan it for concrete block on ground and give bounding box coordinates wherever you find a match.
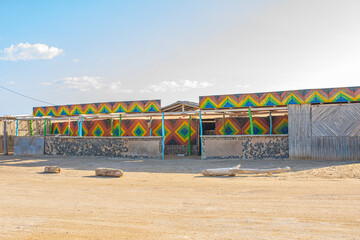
[95,168,124,177]
[44,166,61,173]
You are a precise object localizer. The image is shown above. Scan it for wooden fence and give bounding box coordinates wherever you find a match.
[289,103,360,160]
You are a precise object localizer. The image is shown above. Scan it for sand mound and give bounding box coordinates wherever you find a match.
[290,164,360,179]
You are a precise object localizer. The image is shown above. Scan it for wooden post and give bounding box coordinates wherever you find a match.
[49,120,52,135]
[188,115,192,156]
[118,114,122,136]
[68,119,71,135]
[16,119,19,136]
[30,119,33,136]
[199,111,203,160]
[162,112,165,159]
[110,118,114,136]
[269,111,272,135]
[149,116,152,136]
[44,118,47,136]
[248,108,254,135]
[222,114,226,135]
[79,116,83,137]
[3,120,8,155]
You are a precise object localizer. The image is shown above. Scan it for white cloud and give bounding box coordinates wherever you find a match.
[141,79,213,93]
[61,76,103,92]
[41,81,53,86]
[42,76,133,93]
[6,81,15,85]
[0,42,63,61]
[72,58,80,63]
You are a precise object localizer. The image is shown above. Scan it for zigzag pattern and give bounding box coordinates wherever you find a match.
[52,122,70,135]
[215,116,287,135]
[272,116,288,134]
[215,118,243,135]
[243,117,270,135]
[51,118,198,145]
[34,100,161,116]
[152,119,197,145]
[200,86,360,109]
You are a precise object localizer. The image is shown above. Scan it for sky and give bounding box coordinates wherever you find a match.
[1,0,360,115]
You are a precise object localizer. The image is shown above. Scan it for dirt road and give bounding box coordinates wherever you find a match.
[0,155,359,239]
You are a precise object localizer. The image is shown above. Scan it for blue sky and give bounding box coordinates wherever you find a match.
[1,0,360,115]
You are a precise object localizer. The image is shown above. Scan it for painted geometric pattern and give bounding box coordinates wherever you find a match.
[152,119,197,145]
[311,103,360,137]
[272,116,288,134]
[215,116,287,135]
[200,86,360,109]
[52,122,71,135]
[51,120,151,137]
[33,100,161,116]
[243,117,270,135]
[51,118,198,145]
[216,118,243,135]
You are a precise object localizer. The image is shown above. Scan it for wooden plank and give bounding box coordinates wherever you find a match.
[288,104,312,159]
[311,136,360,160]
[312,103,360,137]
[3,121,8,155]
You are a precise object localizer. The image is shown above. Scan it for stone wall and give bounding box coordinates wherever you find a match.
[201,135,288,160]
[14,136,44,155]
[164,145,198,156]
[45,136,162,159]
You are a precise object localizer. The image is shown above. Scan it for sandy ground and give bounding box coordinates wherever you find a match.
[0,155,359,240]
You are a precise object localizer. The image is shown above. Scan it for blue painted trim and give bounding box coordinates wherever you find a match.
[162,113,165,159]
[149,116,152,136]
[80,116,84,137]
[16,120,19,136]
[199,111,203,160]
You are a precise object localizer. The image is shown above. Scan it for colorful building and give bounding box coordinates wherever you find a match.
[1,86,360,160]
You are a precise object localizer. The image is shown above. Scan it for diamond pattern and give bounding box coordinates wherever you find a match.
[312,103,360,136]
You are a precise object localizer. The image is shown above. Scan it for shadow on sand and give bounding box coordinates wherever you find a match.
[0,153,359,174]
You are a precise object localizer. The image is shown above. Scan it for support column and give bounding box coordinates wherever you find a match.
[30,120,33,136]
[118,114,122,137]
[269,112,272,135]
[248,108,254,135]
[199,111,203,160]
[162,113,165,159]
[3,120,8,155]
[79,116,83,137]
[188,115,192,156]
[44,118,47,136]
[149,116,152,136]
[48,120,52,135]
[111,118,114,136]
[16,119,19,136]
[222,114,226,135]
